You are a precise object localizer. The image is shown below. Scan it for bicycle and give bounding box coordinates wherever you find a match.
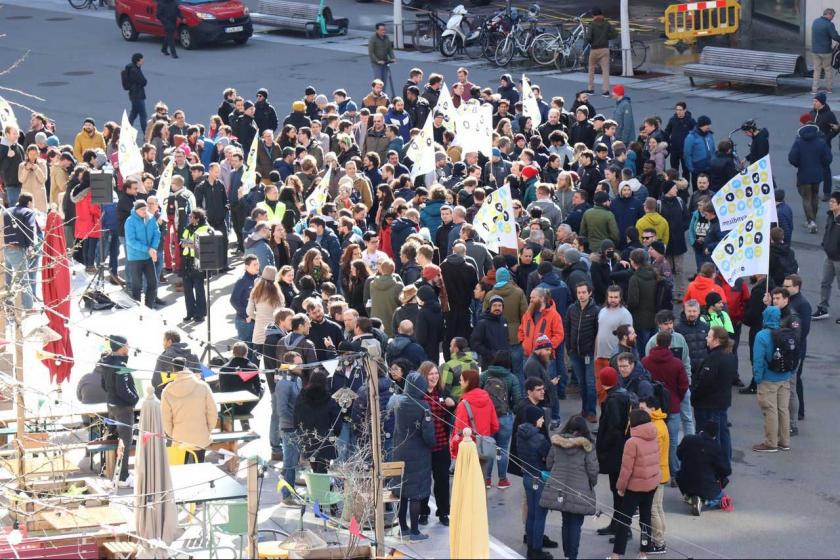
[412,10,447,53]
[530,12,588,68]
[493,5,542,67]
[68,0,109,8]
[463,8,511,60]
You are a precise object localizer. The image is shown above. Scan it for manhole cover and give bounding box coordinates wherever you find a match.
[37,81,69,87]
[63,71,94,76]
[46,17,74,21]
[6,15,33,20]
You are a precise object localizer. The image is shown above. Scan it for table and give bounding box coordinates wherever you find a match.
[39,504,127,531]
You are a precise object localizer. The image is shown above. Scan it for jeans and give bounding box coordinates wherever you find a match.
[107,404,134,482]
[561,512,584,560]
[235,316,255,343]
[5,185,21,207]
[692,247,705,274]
[569,353,596,416]
[100,230,120,275]
[510,343,525,391]
[680,389,695,437]
[790,358,804,427]
[336,422,354,462]
[546,358,560,421]
[819,257,840,310]
[555,346,569,397]
[82,237,99,268]
[665,412,681,475]
[280,430,299,498]
[128,98,148,135]
[421,448,451,519]
[485,413,513,480]
[823,161,833,197]
[4,245,37,309]
[182,269,207,319]
[757,379,790,448]
[269,389,281,453]
[371,62,392,95]
[669,152,688,179]
[522,474,548,551]
[798,183,820,223]
[694,408,731,468]
[612,489,654,556]
[128,258,157,306]
[732,323,743,377]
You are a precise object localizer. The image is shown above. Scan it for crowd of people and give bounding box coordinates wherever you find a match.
[2,27,840,557]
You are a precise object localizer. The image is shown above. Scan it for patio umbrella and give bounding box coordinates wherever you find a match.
[40,210,73,383]
[135,386,177,559]
[449,428,489,559]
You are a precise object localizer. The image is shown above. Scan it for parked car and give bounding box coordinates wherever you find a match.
[115,0,253,49]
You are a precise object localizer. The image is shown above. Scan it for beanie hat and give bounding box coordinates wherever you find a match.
[599,366,618,388]
[524,405,544,426]
[292,100,306,112]
[521,165,539,180]
[315,94,328,106]
[612,84,625,97]
[799,113,812,125]
[133,200,147,210]
[649,240,666,255]
[504,254,518,269]
[697,115,712,127]
[600,239,615,253]
[417,285,437,304]
[305,86,317,96]
[243,100,254,110]
[537,260,553,275]
[594,191,610,206]
[261,265,277,282]
[564,248,581,265]
[422,264,440,281]
[489,294,505,307]
[46,136,60,147]
[257,88,269,98]
[83,117,96,126]
[34,132,48,145]
[494,268,511,288]
[814,91,827,105]
[705,291,723,307]
[534,335,553,352]
[492,147,501,157]
[109,335,128,352]
[344,100,358,112]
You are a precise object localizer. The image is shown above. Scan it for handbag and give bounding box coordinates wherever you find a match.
[462,400,496,462]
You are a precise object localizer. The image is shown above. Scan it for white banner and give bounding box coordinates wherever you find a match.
[433,83,458,134]
[521,74,542,128]
[155,159,174,203]
[712,155,777,231]
[712,206,770,287]
[473,185,518,252]
[305,168,330,215]
[118,110,144,179]
[405,113,436,180]
[0,96,17,131]
[241,133,259,193]
[454,102,493,158]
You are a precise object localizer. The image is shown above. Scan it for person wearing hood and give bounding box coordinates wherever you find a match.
[664,102,695,178]
[386,320,427,369]
[542,415,599,560]
[391,370,435,541]
[751,306,794,453]
[415,285,443,363]
[516,405,551,560]
[638,397,670,555]
[483,268,528,380]
[152,330,200,399]
[497,73,520,106]
[789,121,833,233]
[471,295,511,369]
[367,259,403,337]
[161,357,217,462]
[676,420,732,516]
[683,116,715,187]
[254,88,278,134]
[561,247,590,295]
[294,370,342,473]
[581,191,620,251]
[612,182,644,247]
[642,331,689,477]
[535,260,571,315]
[611,85,635,145]
[101,335,139,485]
[611,409,661,559]
[219,342,264,423]
[635,197,669,248]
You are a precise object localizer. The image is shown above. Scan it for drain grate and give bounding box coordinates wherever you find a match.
[6,15,33,20]
[46,17,74,21]
[37,81,69,87]
[63,71,94,76]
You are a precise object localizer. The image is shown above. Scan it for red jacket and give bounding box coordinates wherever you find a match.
[450,388,499,459]
[519,301,565,356]
[683,275,726,307]
[74,192,102,240]
[715,273,750,326]
[641,346,689,414]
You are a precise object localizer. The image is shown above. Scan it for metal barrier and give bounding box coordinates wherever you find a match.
[661,0,741,42]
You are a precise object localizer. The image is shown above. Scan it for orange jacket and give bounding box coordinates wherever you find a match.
[683,275,727,307]
[519,301,565,356]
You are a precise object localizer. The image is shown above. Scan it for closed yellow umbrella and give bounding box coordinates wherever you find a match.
[449,428,489,559]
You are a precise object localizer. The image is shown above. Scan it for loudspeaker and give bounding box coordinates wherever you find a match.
[89,171,114,204]
[195,230,226,272]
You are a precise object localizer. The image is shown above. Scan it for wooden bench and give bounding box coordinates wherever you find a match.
[250,0,348,38]
[684,46,805,91]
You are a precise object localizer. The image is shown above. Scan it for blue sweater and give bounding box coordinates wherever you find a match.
[124,209,161,261]
[752,307,793,384]
[812,16,840,54]
[231,272,257,320]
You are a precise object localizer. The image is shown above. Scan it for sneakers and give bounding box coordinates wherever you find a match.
[408,532,428,542]
[720,494,734,512]
[812,307,830,320]
[601,91,611,97]
[790,426,799,436]
[808,220,818,234]
[542,535,559,549]
[497,478,512,490]
[690,495,702,516]
[752,443,778,453]
[485,479,492,489]
[778,443,791,451]
[647,543,667,555]
[739,386,756,395]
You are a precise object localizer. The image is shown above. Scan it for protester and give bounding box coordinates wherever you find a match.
[516,405,552,560]
[161,357,217,463]
[101,335,138,486]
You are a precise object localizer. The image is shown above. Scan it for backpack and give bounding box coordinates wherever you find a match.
[655,276,674,312]
[484,376,510,416]
[120,66,131,91]
[832,45,840,71]
[768,328,799,373]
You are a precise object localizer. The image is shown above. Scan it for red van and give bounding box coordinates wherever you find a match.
[115,0,253,49]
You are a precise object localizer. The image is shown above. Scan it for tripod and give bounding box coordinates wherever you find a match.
[199,269,225,363]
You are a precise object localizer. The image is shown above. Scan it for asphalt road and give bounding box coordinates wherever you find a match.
[2,2,840,557]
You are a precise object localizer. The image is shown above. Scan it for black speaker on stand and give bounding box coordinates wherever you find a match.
[89,171,114,205]
[195,230,227,363]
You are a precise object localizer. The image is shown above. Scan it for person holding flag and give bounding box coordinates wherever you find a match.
[521,75,543,129]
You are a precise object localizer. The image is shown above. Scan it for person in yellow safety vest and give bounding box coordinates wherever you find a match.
[256,184,286,224]
[180,208,211,323]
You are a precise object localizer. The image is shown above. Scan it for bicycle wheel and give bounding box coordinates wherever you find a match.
[464,32,484,59]
[68,0,90,8]
[482,31,503,60]
[631,39,648,71]
[530,33,558,66]
[494,36,514,67]
[412,23,437,53]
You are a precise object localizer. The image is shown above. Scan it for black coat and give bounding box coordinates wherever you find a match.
[124,63,147,101]
[233,115,258,153]
[658,196,689,256]
[746,128,769,164]
[155,0,180,29]
[415,301,443,363]
[595,386,631,474]
[441,255,478,312]
[664,111,695,157]
[308,318,343,359]
[194,179,228,227]
[254,100,279,134]
[676,432,731,500]
[675,313,710,376]
[293,384,341,465]
[100,353,139,408]
[391,372,435,499]
[691,346,736,410]
[508,398,550,477]
[570,121,596,149]
[565,298,600,356]
[708,151,738,191]
[516,422,551,475]
[470,312,510,368]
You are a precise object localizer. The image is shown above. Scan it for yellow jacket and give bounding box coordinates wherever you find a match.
[73,129,106,161]
[650,408,670,484]
[635,212,670,247]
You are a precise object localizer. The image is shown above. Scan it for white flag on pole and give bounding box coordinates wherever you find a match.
[712,206,770,287]
[473,185,518,252]
[405,113,437,180]
[305,168,331,215]
[454,102,493,158]
[521,74,542,128]
[0,96,17,131]
[433,83,458,133]
[241,134,259,193]
[118,110,144,179]
[711,155,777,231]
[155,159,174,203]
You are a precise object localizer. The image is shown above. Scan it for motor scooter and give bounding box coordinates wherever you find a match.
[440,4,480,57]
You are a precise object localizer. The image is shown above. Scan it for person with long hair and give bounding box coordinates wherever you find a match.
[297,248,333,289]
[347,259,371,316]
[278,186,301,232]
[496,118,513,141]
[339,243,362,296]
[293,370,341,473]
[269,223,291,268]
[149,121,169,167]
[278,124,297,149]
[450,369,499,473]
[418,361,455,527]
[542,415,599,560]
[247,265,284,358]
[374,183,394,228]
[379,208,398,260]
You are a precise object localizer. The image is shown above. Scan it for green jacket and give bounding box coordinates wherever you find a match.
[441,351,479,399]
[368,33,395,65]
[480,365,523,409]
[580,205,620,252]
[705,309,734,335]
[586,17,618,49]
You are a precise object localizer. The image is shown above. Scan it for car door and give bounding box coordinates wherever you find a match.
[134,0,164,36]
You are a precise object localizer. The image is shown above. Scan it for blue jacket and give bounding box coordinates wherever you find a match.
[317,228,342,278]
[124,209,160,261]
[812,16,840,54]
[420,199,444,235]
[231,272,257,320]
[3,205,38,247]
[536,271,570,318]
[384,108,412,141]
[199,136,216,168]
[273,159,295,182]
[788,124,833,185]
[244,234,275,272]
[611,195,644,239]
[776,202,793,245]
[101,202,119,232]
[752,307,793,384]
[683,128,715,173]
[272,373,302,430]
[390,372,435,499]
[614,97,635,145]
[516,420,551,474]
[390,217,417,269]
